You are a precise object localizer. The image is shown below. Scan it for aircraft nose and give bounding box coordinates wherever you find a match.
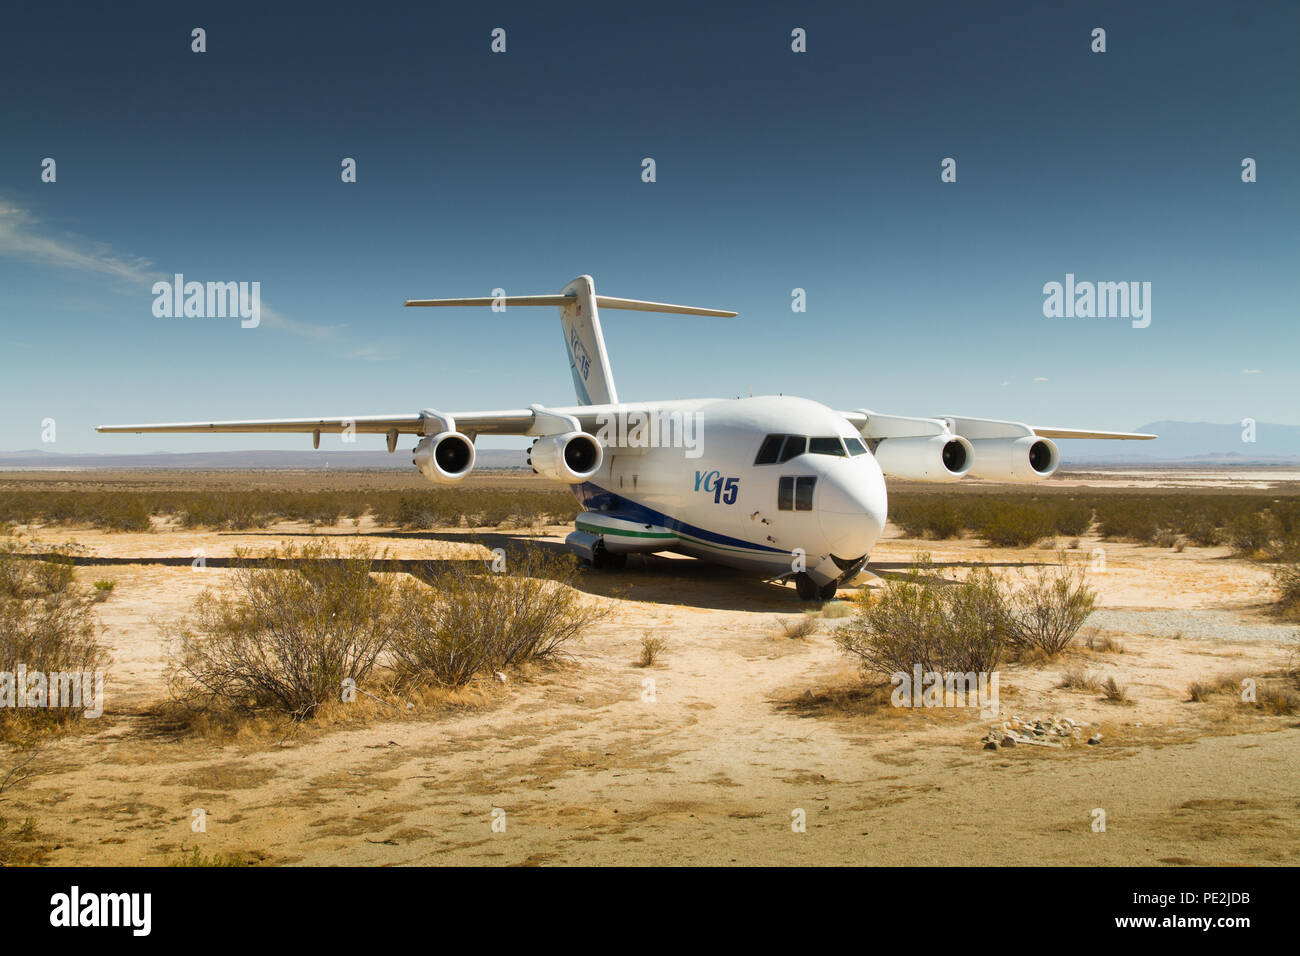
[817,460,888,559]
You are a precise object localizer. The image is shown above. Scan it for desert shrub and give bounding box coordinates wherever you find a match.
[169,542,410,719]
[169,847,250,867]
[0,540,111,732]
[1227,511,1276,556]
[638,634,668,667]
[178,493,272,531]
[835,555,1008,676]
[0,812,43,866]
[1185,519,1221,547]
[1187,681,1214,702]
[1050,500,1094,537]
[975,501,1054,547]
[1095,500,1161,542]
[1272,562,1300,620]
[389,548,603,688]
[1003,561,1097,658]
[890,499,961,539]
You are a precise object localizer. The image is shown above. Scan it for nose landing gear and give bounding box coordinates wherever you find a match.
[793,572,839,601]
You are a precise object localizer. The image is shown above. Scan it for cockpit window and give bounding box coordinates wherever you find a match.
[778,435,807,463]
[845,436,869,456]
[755,434,784,465]
[808,437,846,457]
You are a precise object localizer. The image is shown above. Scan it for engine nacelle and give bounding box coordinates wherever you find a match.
[872,435,973,482]
[967,436,1059,483]
[528,430,603,483]
[412,432,476,483]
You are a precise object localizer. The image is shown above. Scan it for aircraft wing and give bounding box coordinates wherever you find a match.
[95,404,633,441]
[840,410,1155,441]
[97,411,532,437]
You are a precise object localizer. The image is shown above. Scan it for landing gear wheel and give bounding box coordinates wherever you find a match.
[591,541,627,571]
[819,580,839,601]
[794,573,819,601]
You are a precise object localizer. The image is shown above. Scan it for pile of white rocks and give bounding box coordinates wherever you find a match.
[982,715,1102,750]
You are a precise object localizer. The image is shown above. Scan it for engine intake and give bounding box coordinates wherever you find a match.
[412,432,476,483]
[872,435,973,482]
[528,431,603,483]
[967,436,1059,483]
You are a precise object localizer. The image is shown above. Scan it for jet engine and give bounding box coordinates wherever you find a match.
[872,434,973,482]
[966,436,1059,483]
[528,431,603,483]
[412,432,476,483]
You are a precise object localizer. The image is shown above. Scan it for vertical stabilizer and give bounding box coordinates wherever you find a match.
[558,275,618,405]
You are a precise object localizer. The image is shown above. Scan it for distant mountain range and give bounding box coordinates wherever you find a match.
[1062,421,1300,464]
[2,421,1298,468]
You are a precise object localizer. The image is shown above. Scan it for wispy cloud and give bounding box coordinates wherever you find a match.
[0,199,347,346]
[0,200,155,284]
[1242,368,1262,375]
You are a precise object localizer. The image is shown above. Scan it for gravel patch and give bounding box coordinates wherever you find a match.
[1086,608,1298,644]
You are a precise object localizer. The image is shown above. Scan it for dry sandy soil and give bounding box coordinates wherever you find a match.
[2,470,1298,867]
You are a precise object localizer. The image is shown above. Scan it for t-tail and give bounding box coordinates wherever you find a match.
[404,274,735,406]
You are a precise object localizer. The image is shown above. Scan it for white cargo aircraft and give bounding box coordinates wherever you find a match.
[99,275,1154,600]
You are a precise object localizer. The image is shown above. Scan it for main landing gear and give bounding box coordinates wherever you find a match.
[589,540,627,571]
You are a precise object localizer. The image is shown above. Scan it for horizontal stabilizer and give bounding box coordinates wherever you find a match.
[404,292,735,317]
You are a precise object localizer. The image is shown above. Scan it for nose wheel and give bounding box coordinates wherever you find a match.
[793,572,840,601]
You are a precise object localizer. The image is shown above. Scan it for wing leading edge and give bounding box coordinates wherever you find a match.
[841,410,1155,442]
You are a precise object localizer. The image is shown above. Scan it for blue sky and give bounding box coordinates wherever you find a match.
[1,0,1296,453]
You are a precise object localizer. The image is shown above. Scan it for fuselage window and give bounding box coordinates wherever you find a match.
[808,436,846,457]
[778,476,816,511]
[778,435,807,463]
[755,434,784,465]
[795,476,816,510]
[845,436,869,456]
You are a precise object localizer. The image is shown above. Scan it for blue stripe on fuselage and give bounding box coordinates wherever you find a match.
[570,481,785,554]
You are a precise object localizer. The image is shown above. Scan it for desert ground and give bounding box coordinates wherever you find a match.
[2,468,1298,866]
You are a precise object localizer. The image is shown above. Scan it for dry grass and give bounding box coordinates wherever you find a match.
[637,634,668,667]
[1059,667,1102,692]
[775,615,819,640]
[819,601,854,620]
[1102,676,1130,703]
[1085,633,1125,654]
